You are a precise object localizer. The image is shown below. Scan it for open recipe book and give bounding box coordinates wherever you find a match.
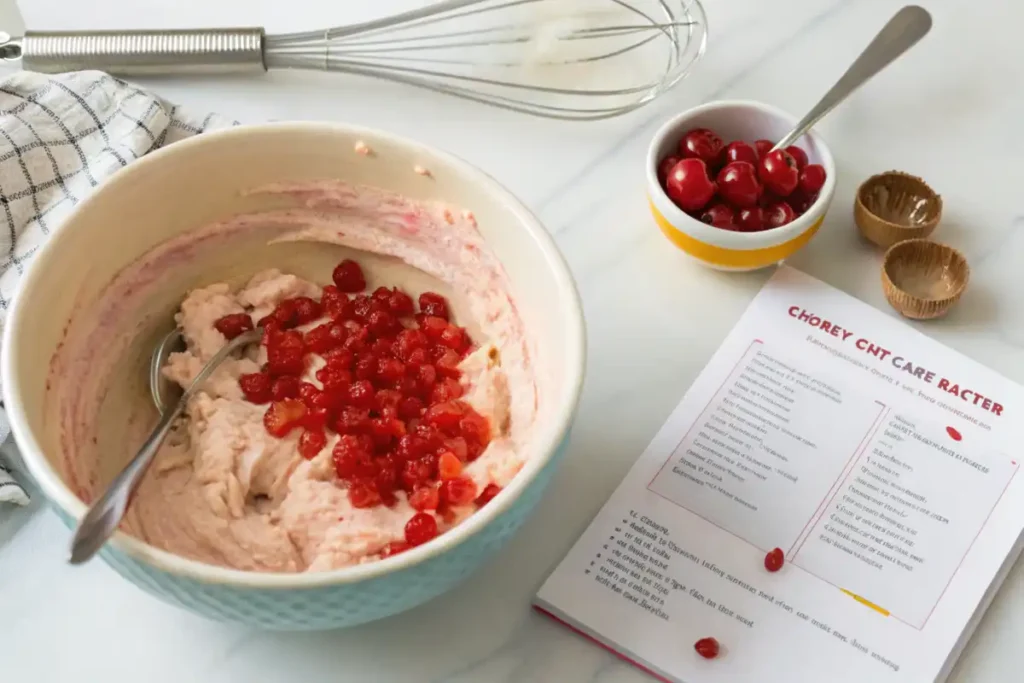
[535,266,1024,683]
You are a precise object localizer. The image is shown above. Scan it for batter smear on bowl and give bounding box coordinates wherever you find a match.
[52,180,539,573]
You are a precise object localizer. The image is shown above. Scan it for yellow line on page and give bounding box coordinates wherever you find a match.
[841,589,890,616]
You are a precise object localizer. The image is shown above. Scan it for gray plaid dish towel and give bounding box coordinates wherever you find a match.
[0,69,237,507]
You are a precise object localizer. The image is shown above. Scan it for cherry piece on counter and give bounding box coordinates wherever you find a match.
[404,512,439,546]
[657,155,681,184]
[736,207,766,232]
[665,159,717,212]
[678,128,724,167]
[799,164,827,195]
[753,139,775,159]
[213,313,254,340]
[764,547,785,572]
[722,141,758,166]
[759,150,800,196]
[716,161,762,208]
[332,259,367,292]
[765,201,797,229]
[694,637,721,660]
[699,203,736,229]
[785,145,809,170]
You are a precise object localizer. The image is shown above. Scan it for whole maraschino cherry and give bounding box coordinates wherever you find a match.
[665,158,716,212]
[759,149,800,196]
[657,126,826,232]
[678,128,724,167]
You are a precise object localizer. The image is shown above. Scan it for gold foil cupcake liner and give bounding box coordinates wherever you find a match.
[855,171,942,248]
[881,239,968,320]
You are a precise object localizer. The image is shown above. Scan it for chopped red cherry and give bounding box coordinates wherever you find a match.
[475,483,501,507]
[716,161,762,208]
[438,451,463,480]
[764,547,785,572]
[239,372,273,404]
[348,480,381,508]
[678,128,724,167]
[722,141,758,166]
[271,375,301,400]
[380,541,409,558]
[298,429,327,459]
[765,201,797,228]
[799,164,826,195]
[387,289,415,317]
[759,150,800,196]
[699,203,735,229]
[418,292,451,321]
[409,485,441,511]
[263,399,308,437]
[694,637,720,659]
[665,158,716,212]
[404,512,439,546]
[214,313,254,340]
[332,259,367,292]
[441,476,478,505]
[291,296,322,324]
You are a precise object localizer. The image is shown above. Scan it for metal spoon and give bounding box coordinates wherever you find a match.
[68,327,262,565]
[772,5,932,152]
[150,327,185,414]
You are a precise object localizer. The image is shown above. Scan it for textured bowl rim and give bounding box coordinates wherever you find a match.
[645,99,837,248]
[2,121,587,588]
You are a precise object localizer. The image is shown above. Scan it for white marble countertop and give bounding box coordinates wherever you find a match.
[2,0,1023,680]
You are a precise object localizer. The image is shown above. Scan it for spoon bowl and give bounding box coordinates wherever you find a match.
[150,327,185,414]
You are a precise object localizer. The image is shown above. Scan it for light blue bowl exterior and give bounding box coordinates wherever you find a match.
[52,435,569,630]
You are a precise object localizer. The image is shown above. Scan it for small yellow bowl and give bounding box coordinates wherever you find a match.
[647,100,837,272]
[881,239,968,320]
[855,171,942,248]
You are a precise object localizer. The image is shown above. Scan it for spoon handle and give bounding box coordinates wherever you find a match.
[773,5,932,151]
[68,328,262,564]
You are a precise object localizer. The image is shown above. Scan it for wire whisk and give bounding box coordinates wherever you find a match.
[2,0,707,120]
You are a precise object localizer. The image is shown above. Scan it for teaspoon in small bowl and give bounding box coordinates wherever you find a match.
[68,327,262,565]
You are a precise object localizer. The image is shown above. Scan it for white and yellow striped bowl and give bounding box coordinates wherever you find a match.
[646,100,837,271]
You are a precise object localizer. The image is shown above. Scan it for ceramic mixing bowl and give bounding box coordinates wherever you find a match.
[646,100,837,271]
[2,123,586,630]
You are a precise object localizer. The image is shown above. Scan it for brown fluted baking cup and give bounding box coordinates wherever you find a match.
[881,239,968,320]
[855,171,942,248]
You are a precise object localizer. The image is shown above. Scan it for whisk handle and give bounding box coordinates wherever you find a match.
[9,28,266,76]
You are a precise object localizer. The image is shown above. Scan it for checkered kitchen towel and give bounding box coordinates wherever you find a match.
[0,69,237,507]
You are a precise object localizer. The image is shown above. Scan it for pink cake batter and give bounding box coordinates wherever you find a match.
[51,180,539,573]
